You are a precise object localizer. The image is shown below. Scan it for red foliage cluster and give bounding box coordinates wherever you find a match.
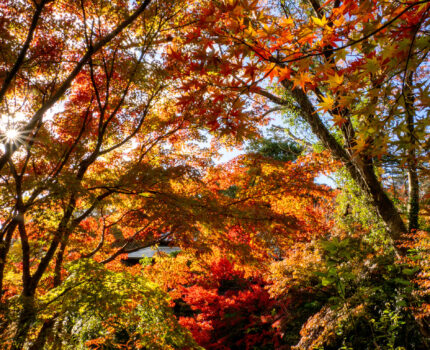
[176,258,281,350]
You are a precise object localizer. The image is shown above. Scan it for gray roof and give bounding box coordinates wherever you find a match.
[128,246,180,259]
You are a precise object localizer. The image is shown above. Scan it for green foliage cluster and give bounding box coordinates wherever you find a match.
[19,260,197,350]
[246,136,303,162]
[335,167,391,248]
[271,235,428,349]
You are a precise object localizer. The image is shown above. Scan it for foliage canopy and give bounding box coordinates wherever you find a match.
[0,0,429,349]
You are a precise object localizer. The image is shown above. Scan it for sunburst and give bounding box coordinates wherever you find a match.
[5,128,19,142]
[0,113,27,146]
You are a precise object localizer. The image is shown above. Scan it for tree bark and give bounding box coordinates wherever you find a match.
[404,72,419,232]
[280,81,407,245]
[10,295,35,350]
[0,220,17,296]
[28,317,56,350]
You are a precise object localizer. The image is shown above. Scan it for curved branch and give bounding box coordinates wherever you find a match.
[0,0,47,103]
[0,0,153,172]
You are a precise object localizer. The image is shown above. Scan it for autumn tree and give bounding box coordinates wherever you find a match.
[0,0,270,348]
[142,142,336,349]
[0,0,177,346]
[2,0,430,348]
[158,0,430,346]
[170,0,430,253]
[25,259,197,349]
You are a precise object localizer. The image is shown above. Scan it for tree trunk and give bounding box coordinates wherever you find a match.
[405,72,419,232]
[28,317,56,350]
[11,295,36,350]
[0,220,19,296]
[407,166,419,231]
[360,162,408,242]
[285,83,407,246]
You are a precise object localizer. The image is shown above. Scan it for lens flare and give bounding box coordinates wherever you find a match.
[0,113,26,145]
[5,128,19,142]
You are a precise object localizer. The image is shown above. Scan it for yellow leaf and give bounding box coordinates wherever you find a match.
[333,16,345,27]
[327,73,344,89]
[353,137,368,153]
[318,95,334,112]
[312,15,328,27]
[280,17,294,27]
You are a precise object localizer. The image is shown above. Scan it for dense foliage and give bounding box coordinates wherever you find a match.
[0,0,429,349]
[146,256,282,350]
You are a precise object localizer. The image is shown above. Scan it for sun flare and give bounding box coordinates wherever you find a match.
[0,113,26,145]
[5,128,19,142]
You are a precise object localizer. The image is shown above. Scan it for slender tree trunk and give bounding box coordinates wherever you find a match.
[30,242,69,350]
[407,166,419,231]
[11,295,36,350]
[0,221,17,296]
[405,72,419,232]
[28,317,56,350]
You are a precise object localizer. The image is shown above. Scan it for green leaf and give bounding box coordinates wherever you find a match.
[402,267,419,276]
[322,277,333,286]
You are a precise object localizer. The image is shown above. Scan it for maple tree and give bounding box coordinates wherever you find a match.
[159,0,430,346]
[0,0,330,347]
[5,259,196,349]
[174,258,281,350]
[169,0,430,253]
[0,0,264,348]
[142,145,336,349]
[1,0,430,348]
